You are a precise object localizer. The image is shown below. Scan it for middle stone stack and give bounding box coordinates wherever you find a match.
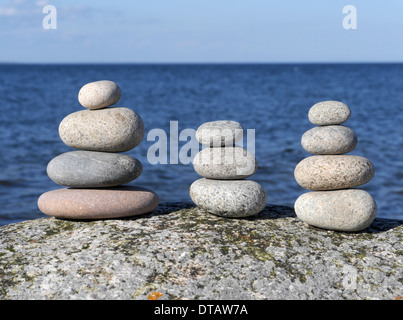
[190,120,267,218]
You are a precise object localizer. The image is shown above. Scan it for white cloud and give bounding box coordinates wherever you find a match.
[0,0,34,16]
[36,0,49,7]
[0,0,50,16]
[0,7,17,16]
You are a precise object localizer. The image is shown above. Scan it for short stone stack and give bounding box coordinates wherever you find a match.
[190,120,267,218]
[38,80,159,220]
[294,101,377,232]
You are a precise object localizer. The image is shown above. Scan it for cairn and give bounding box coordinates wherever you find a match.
[294,101,377,231]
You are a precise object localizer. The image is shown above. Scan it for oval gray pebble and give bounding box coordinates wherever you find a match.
[294,155,374,191]
[193,146,257,179]
[47,151,143,188]
[190,178,267,217]
[295,189,377,231]
[59,107,145,152]
[196,120,244,147]
[308,101,351,125]
[78,80,121,110]
[301,125,357,155]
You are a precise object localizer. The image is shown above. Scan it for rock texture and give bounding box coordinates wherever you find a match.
[0,202,402,300]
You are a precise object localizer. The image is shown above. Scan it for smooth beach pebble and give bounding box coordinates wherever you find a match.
[47,151,142,188]
[59,107,145,152]
[37,186,159,219]
[78,80,121,110]
[190,178,267,217]
[193,146,257,179]
[295,189,377,232]
[308,101,351,125]
[301,125,357,155]
[196,120,244,147]
[294,155,374,191]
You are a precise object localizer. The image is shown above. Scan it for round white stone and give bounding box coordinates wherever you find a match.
[301,125,357,155]
[295,189,377,232]
[59,107,145,152]
[196,120,244,147]
[78,80,121,110]
[190,178,267,218]
[294,155,374,191]
[308,101,351,125]
[193,146,257,179]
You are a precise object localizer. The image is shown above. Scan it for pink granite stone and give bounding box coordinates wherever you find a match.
[38,186,159,219]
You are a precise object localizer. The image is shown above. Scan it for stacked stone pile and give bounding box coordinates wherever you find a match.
[38,80,159,220]
[190,120,267,217]
[294,101,377,231]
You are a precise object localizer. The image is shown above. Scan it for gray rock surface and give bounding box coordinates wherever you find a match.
[295,189,377,231]
[196,120,244,147]
[59,107,145,152]
[193,146,257,179]
[308,101,351,125]
[0,202,402,300]
[78,80,121,110]
[190,178,267,217]
[47,151,143,188]
[301,125,357,155]
[294,155,375,191]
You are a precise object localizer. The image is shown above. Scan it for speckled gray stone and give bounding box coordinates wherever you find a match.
[190,178,267,217]
[38,186,159,220]
[196,120,244,147]
[59,107,145,152]
[295,189,377,231]
[78,80,121,110]
[294,155,374,191]
[193,146,257,179]
[301,125,357,155]
[47,151,142,188]
[1,202,402,300]
[308,101,351,125]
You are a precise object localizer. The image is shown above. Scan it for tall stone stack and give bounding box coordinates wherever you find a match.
[190,120,267,218]
[38,80,159,220]
[294,101,377,232]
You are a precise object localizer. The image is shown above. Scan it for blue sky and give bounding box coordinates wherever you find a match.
[0,0,402,63]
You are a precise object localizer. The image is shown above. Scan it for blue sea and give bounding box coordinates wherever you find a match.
[0,63,402,226]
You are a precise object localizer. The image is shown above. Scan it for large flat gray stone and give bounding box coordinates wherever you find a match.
[47,151,142,188]
[0,202,402,300]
